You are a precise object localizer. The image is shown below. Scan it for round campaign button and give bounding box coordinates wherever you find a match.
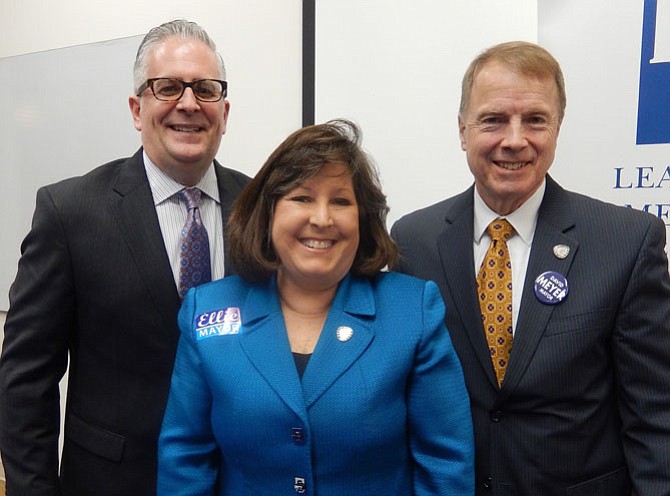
[534,271,569,305]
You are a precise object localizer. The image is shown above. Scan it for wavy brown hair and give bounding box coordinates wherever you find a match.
[227,119,398,282]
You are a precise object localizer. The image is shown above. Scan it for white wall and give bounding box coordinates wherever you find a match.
[315,0,538,225]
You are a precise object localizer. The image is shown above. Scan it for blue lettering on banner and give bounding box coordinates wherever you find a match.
[612,166,670,225]
[637,0,670,144]
[613,165,670,188]
[195,307,241,340]
[625,203,670,225]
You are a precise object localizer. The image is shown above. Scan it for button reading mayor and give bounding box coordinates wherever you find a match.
[534,271,569,305]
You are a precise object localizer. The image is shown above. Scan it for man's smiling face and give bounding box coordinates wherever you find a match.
[458,61,561,215]
[129,37,229,186]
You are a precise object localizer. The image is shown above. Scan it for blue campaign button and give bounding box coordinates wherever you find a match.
[534,271,569,305]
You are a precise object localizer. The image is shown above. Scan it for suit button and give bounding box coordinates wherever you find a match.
[482,476,493,490]
[293,476,307,493]
[490,410,503,422]
[291,427,306,445]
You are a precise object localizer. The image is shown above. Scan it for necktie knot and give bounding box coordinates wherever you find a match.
[487,219,514,242]
[178,188,202,210]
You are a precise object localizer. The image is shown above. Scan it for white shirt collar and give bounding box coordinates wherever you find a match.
[473,178,546,247]
[142,150,220,205]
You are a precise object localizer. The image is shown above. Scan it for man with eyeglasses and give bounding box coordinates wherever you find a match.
[0,19,250,496]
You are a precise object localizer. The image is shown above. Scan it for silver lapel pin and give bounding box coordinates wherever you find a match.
[553,244,570,259]
[336,326,354,342]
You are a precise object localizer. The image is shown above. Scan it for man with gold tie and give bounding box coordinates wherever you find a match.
[391,41,670,495]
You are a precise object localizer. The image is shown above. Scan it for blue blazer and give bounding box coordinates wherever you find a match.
[158,272,474,495]
[391,176,670,495]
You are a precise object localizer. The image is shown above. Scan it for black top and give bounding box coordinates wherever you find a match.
[292,352,311,378]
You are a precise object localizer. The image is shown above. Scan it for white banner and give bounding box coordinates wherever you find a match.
[538,0,670,264]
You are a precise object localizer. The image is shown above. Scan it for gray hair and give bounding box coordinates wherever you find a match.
[133,19,226,93]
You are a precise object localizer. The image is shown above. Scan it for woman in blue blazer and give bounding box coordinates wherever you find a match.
[158,120,474,495]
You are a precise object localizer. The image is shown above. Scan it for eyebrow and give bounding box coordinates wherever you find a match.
[288,183,355,195]
[475,107,554,119]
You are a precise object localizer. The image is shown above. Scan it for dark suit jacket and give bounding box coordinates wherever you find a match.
[0,149,250,496]
[391,176,670,495]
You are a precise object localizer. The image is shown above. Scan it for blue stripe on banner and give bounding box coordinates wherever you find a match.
[637,0,670,145]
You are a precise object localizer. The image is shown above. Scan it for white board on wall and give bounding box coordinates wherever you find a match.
[0,36,144,310]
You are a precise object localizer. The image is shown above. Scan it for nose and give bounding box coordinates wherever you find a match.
[501,119,527,150]
[176,87,200,111]
[309,202,333,227]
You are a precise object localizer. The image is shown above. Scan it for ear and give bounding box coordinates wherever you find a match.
[458,115,467,151]
[220,100,231,135]
[129,96,142,131]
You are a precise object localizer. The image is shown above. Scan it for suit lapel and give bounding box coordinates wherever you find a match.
[501,176,578,397]
[301,275,375,408]
[438,189,500,388]
[239,279,309,422]
[239,276,375,417]
[110,150,180,328]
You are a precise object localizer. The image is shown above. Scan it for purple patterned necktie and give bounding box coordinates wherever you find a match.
[177,188,211,299]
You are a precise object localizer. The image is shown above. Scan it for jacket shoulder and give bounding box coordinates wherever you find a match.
[372,271,437,295]
[394,198,452,226]
[393,189,471,234]
[562,188,664,233]
[214,162,252,188]
[42,153,139,193]
[192,274,251,304]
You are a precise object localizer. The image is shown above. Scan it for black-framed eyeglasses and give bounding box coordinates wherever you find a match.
[137,78,228,102]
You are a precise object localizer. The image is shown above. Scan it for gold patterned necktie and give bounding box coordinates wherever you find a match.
[477,219,515,386]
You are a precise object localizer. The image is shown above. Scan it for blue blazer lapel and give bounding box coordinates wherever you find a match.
[438,189,500,389]
[502,176,578,395]
[110,149,180,327]
[239,279,309,422]
[301,275,375,408]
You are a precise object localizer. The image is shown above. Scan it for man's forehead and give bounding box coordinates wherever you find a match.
[474,61,555,87]
[469,66,559,108]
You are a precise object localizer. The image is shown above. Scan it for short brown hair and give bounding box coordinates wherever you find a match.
[459,41,566,123]
[227,119,398,282]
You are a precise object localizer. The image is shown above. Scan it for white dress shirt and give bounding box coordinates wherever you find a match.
[143,151,225,289]
[473,179,546,335]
